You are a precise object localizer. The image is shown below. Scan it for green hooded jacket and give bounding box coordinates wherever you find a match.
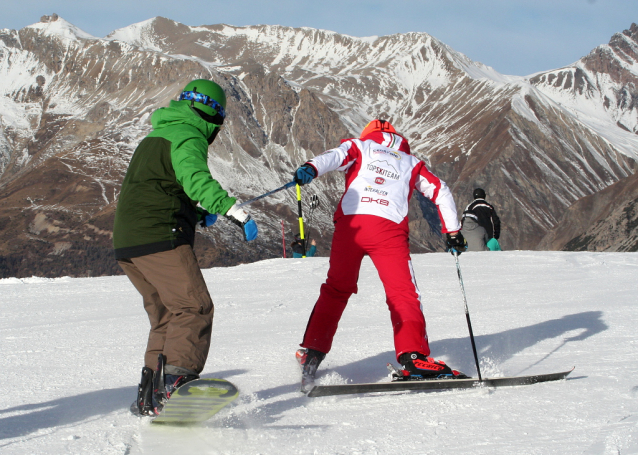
[113,101,236,259]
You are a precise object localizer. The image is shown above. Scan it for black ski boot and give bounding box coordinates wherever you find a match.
[394,352,468,381]
[296,348,326,393]
[130,366,157,416]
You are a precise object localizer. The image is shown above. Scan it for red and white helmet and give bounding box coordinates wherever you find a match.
[360,119,397,139]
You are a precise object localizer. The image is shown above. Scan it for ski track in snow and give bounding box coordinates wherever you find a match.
[0,251,636,454]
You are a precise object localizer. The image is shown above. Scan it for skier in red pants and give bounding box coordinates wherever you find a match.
[293,119,468,390]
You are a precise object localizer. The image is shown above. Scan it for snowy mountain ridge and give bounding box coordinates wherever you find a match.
[98,16,638,243]
[0,14,637,278]
[103,18,523,129]
[4,15,637,165]
[109,18,519,84]
[103,18,638,159]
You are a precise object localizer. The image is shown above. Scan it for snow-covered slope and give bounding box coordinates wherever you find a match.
[0,251,636,454]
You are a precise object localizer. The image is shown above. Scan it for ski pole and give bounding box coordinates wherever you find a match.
[296,183,306,258]
[238,181,296,207]
[453,252,483,381]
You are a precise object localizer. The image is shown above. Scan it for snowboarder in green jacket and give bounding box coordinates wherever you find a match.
[113,79,258,416]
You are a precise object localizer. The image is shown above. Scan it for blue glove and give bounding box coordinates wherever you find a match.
[294,164,316,186]
[225,203,259,242]
[243,219,258,241]
[198,213,218,228]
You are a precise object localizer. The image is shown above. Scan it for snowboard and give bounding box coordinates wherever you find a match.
[152,378,239,424]
[306,367,574,397]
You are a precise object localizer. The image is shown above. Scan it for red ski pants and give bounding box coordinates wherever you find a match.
[301,215,430,360]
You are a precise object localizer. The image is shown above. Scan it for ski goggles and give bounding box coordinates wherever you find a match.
[179,91,226,118]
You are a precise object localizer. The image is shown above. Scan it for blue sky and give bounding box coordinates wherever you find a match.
[2,0,637,76]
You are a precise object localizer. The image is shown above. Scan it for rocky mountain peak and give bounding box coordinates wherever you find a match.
[580,22,638,87]
[622,22,638,39]
[40,14,59,23]
[26,14,95,41]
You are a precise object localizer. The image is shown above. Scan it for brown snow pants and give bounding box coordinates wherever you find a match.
[118,245,214,374]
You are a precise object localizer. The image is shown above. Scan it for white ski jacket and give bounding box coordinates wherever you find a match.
[307,131,461,233]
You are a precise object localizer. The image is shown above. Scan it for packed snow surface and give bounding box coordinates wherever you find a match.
[1,251,636,454]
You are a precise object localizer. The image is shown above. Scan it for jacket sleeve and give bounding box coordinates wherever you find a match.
[413,161,461,234]
[491,207,501,239]
[171,137,236,215]
[307,140,361,176]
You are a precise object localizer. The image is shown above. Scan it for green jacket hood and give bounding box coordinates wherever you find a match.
[151,100,218,138]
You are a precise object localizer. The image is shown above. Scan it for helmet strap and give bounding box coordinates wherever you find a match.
[207,127,220,145]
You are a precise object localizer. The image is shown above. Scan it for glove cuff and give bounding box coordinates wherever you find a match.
[304,163,318,178]
[225,203,249,224]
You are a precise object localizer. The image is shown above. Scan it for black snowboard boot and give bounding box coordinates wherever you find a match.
[163,373,200,400]
[152,355,199,413]
[397,352,468,380]
[130,366,157,416]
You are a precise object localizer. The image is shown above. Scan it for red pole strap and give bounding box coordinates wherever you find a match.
[281,220,286,258]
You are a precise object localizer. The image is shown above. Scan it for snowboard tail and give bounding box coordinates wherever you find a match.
[152,378,238,424]
[307,368,574,397]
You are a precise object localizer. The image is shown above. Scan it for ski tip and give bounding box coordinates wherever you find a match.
[556,366,576,377]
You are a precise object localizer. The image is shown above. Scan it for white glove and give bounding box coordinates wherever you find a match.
[225,203,258,241]
[225,203,249,225]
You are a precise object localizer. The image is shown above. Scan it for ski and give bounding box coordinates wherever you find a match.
[306,367,574,397]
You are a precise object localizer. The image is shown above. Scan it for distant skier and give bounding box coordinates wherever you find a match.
[292,119,468,390]
[291,234,316,258]
[464,188,501,251]
[113,79,258,416]
[460,211,489,251]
